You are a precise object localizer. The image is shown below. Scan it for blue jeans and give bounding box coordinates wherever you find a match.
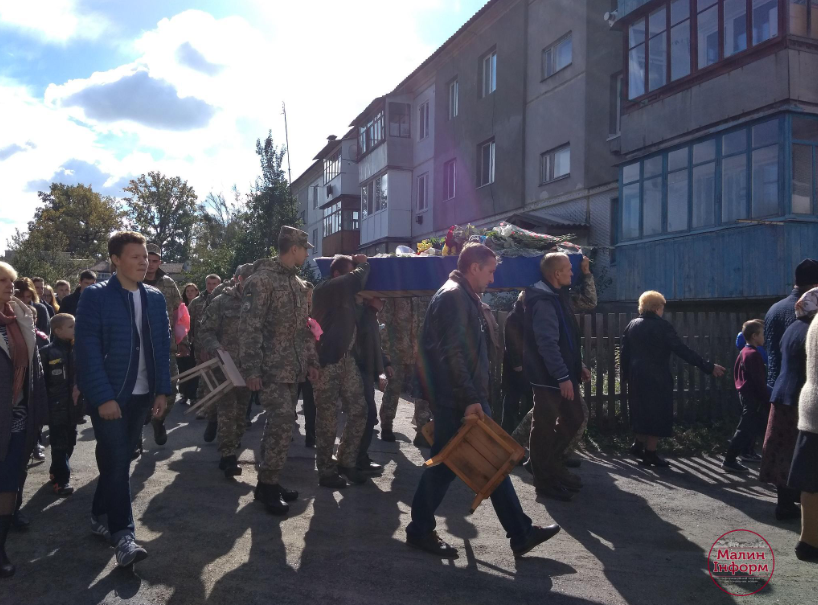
[90,394,152,542]
[406,404,533,550]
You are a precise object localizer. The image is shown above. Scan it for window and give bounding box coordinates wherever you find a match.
[358,110,384,156]
[542,33,572,79]
[324,151,341,184]
[312,185,319,209]
[610,197,619,264]
[622,165,641,240]
[361,174,389,218]
[323,203,359,236]
[312,229,318,254]
[481,50,497,97]
[792,116,818,214]
[388,103,410,138]
[667,148,689,231]
[448,79,459,119]
[627,0,780,100]
[610,73,623,136]
[540,145,571,184]
[477,139,495,187]
[417,173,429,211]
[790,0,818,38]
[443,159,456,200]
[721,130,749,222]
[751,119,780,217]
[418,102,430,140]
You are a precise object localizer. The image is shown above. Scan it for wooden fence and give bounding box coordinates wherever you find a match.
[490,307,769,430]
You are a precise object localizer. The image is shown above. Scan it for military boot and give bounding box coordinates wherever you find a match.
[254,482,289,516]
[219,456,242,478]
[203,420,218,443]
[380,425,396,442]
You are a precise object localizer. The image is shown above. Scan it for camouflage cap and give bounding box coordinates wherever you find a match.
[235,263,254,279]
[279,226,314,250]
[146,243,161,256]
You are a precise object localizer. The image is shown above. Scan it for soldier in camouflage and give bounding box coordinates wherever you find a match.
[188,274,222,423]
[311,254,371,488]
[202,273,240,432]
[239,226,319,516]
[197,264,254,478]
[143,244,187,446]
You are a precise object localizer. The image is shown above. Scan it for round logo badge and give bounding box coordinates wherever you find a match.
[708,529,774,596]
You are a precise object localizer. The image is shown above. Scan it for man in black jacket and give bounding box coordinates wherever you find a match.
[311,254,370,488]
[58,270,97,317]
[524,253,589,502]
[405,243,560,559]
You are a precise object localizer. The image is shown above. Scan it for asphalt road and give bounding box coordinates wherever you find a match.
[1,392,815,605]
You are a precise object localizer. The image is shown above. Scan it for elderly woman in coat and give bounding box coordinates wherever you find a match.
[0,262,48,578]
[621,291,725,467]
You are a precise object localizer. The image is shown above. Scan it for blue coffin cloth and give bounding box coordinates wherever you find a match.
[314,252,582,292]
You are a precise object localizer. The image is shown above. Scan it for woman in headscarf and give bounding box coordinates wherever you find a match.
[788,287,818,562]
[761,287,818,522]
[0,262,48,578]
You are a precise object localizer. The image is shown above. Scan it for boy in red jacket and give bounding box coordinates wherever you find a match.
[722,320,767,473]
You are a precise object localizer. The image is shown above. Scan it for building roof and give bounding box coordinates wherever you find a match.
[349,96,385,127]
[313,128,356,161]
[290,159,323,189]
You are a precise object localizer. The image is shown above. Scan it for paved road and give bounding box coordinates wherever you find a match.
[1,393,814,605]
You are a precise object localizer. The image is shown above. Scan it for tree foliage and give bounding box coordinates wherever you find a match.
[124,171,198,262]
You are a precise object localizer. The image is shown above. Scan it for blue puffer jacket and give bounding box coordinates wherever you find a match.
[75,274,172,408]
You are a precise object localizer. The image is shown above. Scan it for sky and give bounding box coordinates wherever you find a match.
[0,0,488,248]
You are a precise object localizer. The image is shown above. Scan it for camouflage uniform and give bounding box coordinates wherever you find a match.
[144,266,184,420]
[239,256,318,486]
[201,278,234,422]
[197,285,249,457]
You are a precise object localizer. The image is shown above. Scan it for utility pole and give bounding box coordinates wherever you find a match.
[282,101,292,184]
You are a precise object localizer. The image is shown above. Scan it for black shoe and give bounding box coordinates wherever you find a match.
[740,452,762,463]
[775,504,801,521]
[203,421,218,443]
[338,466,368,485]
[380,428,396,443]
[795,541,818,562]
[413,432,431,449]
[305,434,315,448]
[276,484,298,502]
[151,419,167,446]
[721,458,749,473]
[220,456,242,478]
[629,441,645,458]
[254,483,289,515]
[535,483,574,502]
[562,455,582,468]
[319,474,347,489]
[512,524,561,558]
[640,450,670,467]
[406,531,458,558]
[357,459,384,474]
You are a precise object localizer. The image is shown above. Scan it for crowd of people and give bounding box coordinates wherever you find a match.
[1,227,817,579]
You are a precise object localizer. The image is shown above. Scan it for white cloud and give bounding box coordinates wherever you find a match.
[0,0,109,43]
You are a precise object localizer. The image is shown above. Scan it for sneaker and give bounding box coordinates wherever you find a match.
[115,535,148,567]
[203,421,218,443]
[512,524,562,558]
[151,419,167,446]
[32,444,46,461]
[406,530,458,558]
[90,516,111,542]
[721,458,749,473]
[53,483,74,497]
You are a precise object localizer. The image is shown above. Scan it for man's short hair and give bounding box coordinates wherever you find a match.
[31,276,44,285]
[330,255,354,277]
[108,231,146,259]
[457,243,498,273]
[205,274,221,282]
[51,313,75,331]
[638,290,667,314]
[742,319,765,342]
[540,252,569,279]
[55,279,70,289]
[79,270,97,283]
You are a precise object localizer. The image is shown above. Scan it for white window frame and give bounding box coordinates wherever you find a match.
[481,50,497,98]
[540,145,571,184]
[448,79,459,119]
[417,172,429,212]
[477,140,495,187]
[542,33,572,79]
[443,160,457,201]
[418,102,430,140]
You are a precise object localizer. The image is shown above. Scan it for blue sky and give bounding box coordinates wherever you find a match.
[0,0,488,247]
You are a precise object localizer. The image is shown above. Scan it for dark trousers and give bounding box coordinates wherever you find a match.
[178,351,198,401]
[406,404,532,549]
[530,386,585,486]
[726,393,764,460]
[299,380,316,441]
[90,394,153,542]
[357,367,378,466]
[48,424,78,487]
[502,370,533,434]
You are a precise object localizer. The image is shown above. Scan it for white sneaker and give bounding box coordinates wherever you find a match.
[115,535,148,567]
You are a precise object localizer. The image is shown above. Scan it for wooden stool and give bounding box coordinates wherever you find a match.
[172,350,246,415]
[421,415,526,513]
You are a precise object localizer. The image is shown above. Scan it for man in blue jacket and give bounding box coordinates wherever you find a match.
[75,231,171,568]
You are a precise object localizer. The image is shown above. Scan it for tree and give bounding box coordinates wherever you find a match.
[124,171,198,262]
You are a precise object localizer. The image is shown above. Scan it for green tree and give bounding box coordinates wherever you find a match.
[124,171,198,262]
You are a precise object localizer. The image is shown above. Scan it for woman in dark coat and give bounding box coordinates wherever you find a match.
[0,262,48,578]
[762,288,818,520]
[621,291,725,466]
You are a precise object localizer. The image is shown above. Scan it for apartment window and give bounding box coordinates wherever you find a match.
[480,49,497,97]
[418,102,430,140]
[323,203,359,236]
[443,159,456,200]
[417,173,429,212]
[542,33,572,79]
[540,145,570,184]
[792,115,818,214]
[448,79,459,119]
[610,197,619,265]
[790,0,818,37]
[358,110,384,156]
[477,139,495,187]
[312,185,319,209]
[312,229,318,254]
[620,116,785,241]
[361,174,388,218]
[627,0,780,101]
[609,73,623,136]
[324,151,341,184]
[388,103,411,138]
